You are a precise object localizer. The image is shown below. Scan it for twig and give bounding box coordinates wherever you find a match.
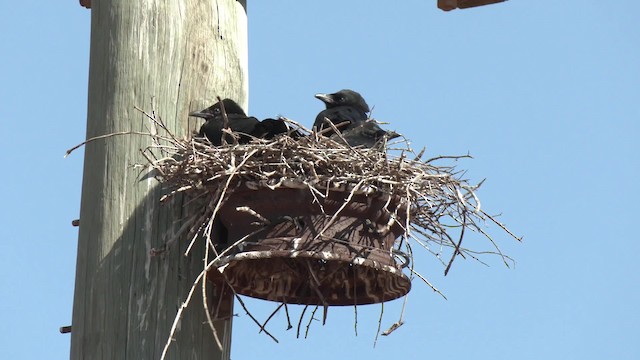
[406,267,447,300]
[234,293,279,343]
[259,303,284,334]
[381,321,404,336]
[444,211,466,276]
[304,306,319,339]
[373,301,384,347]
[296,305,309,338]
[201,241,223,350]
[160,269,207,360]
[284,303,293,330]
[65,131,154,157]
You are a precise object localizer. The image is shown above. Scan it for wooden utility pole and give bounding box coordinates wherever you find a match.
[71,1,247,358]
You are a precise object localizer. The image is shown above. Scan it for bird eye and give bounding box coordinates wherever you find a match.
[214,108,221,114]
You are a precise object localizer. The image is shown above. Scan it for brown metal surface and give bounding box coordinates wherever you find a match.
[438,0,458,11]
[211,187,411,306]
[458,0,506,9]
[438,0,506,11]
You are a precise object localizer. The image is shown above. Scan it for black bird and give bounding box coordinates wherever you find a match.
[189,99,260,146]
[330,120,400,149]
[313,89,370,136]
[252,118,303,140]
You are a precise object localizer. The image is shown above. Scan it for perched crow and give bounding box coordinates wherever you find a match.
[313,89,370,136]
[331,120,400,149]
[189,99,260,145]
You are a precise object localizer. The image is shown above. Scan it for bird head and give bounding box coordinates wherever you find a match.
[189,98,247,120]
[314,89,370,113]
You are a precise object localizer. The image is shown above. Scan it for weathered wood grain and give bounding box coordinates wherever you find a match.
[71,1,247,359]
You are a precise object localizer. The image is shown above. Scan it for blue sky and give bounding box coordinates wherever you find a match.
[1,0,638,359]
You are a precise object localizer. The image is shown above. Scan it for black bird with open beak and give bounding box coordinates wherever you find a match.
[189,98,260,146]
[331,120,400,149]
[313,89,370,136]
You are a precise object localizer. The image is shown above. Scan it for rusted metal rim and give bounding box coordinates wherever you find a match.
[212,186,412,305]
[213,249,411,306]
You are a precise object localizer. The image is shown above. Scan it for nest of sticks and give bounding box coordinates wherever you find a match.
[68,106,520,351]
[140,111,519,276]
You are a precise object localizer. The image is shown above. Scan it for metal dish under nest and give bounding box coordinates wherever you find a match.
[209,186,411,306]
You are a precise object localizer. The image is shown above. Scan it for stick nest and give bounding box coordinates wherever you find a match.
[68,107,521,351]
[140,114,520,275]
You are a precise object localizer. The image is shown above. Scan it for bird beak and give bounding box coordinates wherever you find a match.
[314,93,335,105]
[387,131,401,140]
[188,111,209,119]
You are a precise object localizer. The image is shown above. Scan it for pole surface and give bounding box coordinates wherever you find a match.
[71,1,248,358]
